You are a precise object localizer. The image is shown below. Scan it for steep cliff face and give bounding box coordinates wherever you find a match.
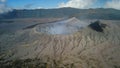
[0,18,120,68]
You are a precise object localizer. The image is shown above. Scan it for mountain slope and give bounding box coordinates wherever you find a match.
[0,18,120,68]
[0,8,120,20]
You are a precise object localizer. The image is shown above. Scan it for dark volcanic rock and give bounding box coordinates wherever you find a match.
[89,20,107,32]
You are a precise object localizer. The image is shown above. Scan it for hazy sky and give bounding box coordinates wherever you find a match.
[6,0,110,9]
[0,0,120,13]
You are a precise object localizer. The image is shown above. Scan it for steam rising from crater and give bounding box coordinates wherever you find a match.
[36,17,88,35]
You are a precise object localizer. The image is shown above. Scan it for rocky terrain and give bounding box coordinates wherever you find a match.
[0,17,120,68]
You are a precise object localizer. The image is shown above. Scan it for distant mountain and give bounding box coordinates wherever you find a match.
[0,7,120,20]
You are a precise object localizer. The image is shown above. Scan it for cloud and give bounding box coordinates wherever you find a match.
[0,0,12,13]
[105,0,120,10]
[24,3,34,8]
[36,7,44,9]
[0,0,6,3]
[0,4,12,13]
[58,0,96,9]
[24,4,44,9]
